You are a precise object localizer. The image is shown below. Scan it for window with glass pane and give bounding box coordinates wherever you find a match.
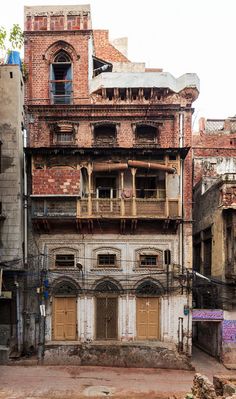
[140,255,158,267]
[98,254,116,267]
[55,254,75,267]
[50,51,72,104]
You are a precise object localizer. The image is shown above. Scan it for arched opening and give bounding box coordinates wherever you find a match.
[50,50,72,104]
[52,279,78,341]
[95,279,121,340]
[136,280,161,341]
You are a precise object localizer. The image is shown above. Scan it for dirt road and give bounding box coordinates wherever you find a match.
[0,347,234,399]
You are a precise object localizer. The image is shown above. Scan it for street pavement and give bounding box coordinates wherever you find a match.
[0,347,235,399]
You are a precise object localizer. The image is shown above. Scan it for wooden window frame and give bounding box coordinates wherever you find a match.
[139,254,158,268]
[55,254,75,268]
[97,254,117,268]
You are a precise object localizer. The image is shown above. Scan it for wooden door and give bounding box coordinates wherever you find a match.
[96,297,117,340]
[53,297,77,341]
[136,298,160,340]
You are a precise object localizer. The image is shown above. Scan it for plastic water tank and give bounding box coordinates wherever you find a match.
[6,50,22,69]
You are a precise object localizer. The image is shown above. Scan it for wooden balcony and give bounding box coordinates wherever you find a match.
[32,196,180,220]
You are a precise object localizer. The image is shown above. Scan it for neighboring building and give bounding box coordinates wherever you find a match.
[192,117,236,368]
[0,64,25,357]
[24,5,199,367]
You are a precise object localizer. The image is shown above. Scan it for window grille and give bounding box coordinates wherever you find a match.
[97,254,116,267]
[140,255,158,267]
[55,254,75,267]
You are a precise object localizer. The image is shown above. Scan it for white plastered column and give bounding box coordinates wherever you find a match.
[119,295,136,341]
[77,296,95,341]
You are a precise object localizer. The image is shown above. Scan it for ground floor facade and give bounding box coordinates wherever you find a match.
[23,232,192,366]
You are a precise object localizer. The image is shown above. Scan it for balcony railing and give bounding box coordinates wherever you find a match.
[31,195,180,220]
[50,80,73,104]
[32,199,76,218]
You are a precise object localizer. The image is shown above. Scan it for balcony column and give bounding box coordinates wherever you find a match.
[88,164,93,217]
[120,172,125,216]
[131,168,137,217]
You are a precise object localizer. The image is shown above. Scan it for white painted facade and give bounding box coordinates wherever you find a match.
[45,294,191,350]
[42,232,191,354]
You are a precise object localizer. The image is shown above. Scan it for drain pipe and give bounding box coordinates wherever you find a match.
[179,112,185,278]
[14,275,21,352]
[23,127,28,351]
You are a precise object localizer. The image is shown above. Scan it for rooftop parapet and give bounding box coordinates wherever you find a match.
[24,5,91,31]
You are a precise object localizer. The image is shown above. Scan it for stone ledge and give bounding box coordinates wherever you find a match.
[43,342,193,370]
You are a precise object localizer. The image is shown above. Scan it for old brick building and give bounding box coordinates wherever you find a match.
[192,117,236,368]
[24,4,199,366]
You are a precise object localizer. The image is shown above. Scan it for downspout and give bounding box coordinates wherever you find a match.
[23,127,28,351]
[179,112,184,276]
[23,128,28,266]
[14,275,21,353]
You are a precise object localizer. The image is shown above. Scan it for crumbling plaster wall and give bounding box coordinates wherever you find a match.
[0,65,24,262]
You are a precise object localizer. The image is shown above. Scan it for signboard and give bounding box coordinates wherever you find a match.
[222,320,236,343]
[192,309,224,321]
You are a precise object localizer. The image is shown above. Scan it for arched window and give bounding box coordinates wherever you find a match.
[136,280,163,296]
[50,50,72,104]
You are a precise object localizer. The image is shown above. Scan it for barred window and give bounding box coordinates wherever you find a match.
[97,254,116,267]
[56,132,73,143]
[140,255,158,267]
[55,254,75,268]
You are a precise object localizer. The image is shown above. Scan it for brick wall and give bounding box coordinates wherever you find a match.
[24,31,91,104]
[93,30,129,63]
[27,111,188,149]
[32,168,80,195]
[193,130,236,185]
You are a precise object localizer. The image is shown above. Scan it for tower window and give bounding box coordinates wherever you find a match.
[50,51,72,104]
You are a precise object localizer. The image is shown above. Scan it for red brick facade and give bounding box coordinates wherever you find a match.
[25,5,198,231]
[193,118,236,185]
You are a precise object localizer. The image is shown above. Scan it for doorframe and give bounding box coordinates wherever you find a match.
[52,295,78,341]
[135,296,161,341]
[95,293,119,341]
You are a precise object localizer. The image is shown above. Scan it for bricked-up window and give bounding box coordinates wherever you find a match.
[93,124,117,146]
[67,15,81,30]
[136,125,157,145]
[139,255,158,267]
[50,15,65,31]
[97,254,116,267]
[33,16,47,31]
[55,254,75,268]
[50,51,72,104]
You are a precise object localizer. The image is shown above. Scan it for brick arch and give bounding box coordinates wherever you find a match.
[134,278,165,296]
[51,276,81,296]
[93,277,123,294]
[44,40,79,64]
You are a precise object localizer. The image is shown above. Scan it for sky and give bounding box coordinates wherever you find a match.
[1,0,236,128]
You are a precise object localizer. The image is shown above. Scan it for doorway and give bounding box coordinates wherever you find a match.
[136,297,160,340]
[96,297,118,340]
[53,297,77,341]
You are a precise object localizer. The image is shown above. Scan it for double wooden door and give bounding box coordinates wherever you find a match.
[96,297,118,340]
[136,297,160,340]
[53,297,77,341]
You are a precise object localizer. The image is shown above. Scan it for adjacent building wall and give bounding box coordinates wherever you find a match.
[0,65,24,352]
